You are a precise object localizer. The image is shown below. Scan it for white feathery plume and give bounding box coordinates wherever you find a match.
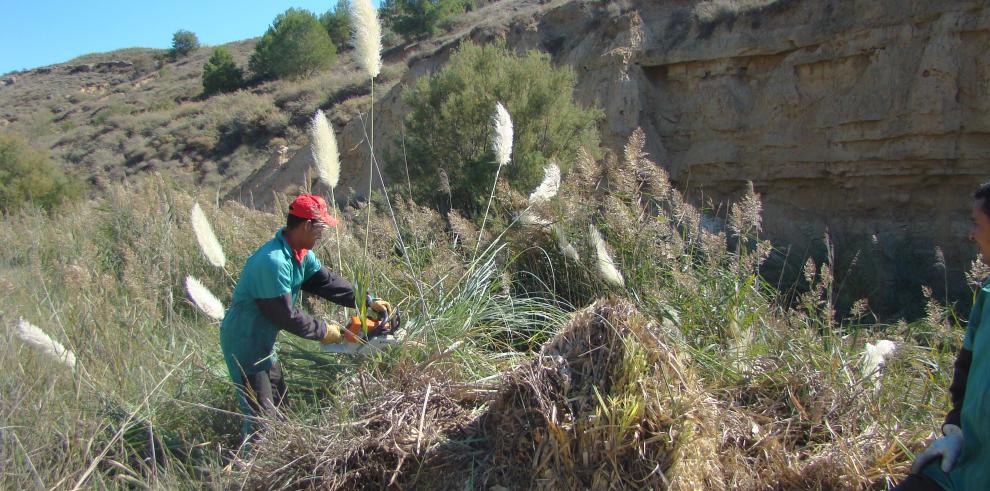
[350,0,382,79]
[191,203,226,269]
[554,225,579,261]
[492,102,513,166]
[519,210,551,228]
[474,102,514,255]
[14,317,77,371]
[861,339,896,380]
[529,163,560,205]
[185,276,225,321]
[589,224,624,287]
[310,110,340,189]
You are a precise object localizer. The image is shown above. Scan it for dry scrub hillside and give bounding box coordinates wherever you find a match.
[0,35,408,193]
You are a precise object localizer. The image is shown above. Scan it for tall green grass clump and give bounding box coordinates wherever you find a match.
[0,179,253,488]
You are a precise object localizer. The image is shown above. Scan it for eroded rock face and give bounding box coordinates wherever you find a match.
[640,0,990,312]
[526,0,990,312]
[234,0,990,313]
[519,0,988,312]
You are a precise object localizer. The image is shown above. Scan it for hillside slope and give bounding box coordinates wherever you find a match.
[2,0,989,314]
[232,0,990,314]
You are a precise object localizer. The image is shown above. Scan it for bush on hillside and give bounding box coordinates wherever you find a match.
[382,0,470,41]
[319,0,351,50]
[398,42,601,213]
[249,9,337,81]
[0,132,80,213]
[202,47,244,96]
[170,30,200,58]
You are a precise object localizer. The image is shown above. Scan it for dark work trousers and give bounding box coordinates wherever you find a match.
[236,360,287,438]
[891,474,946,491]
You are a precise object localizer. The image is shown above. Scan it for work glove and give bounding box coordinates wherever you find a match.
[368,297,391,315]
[320,322,356,344]
[911,424,964,474]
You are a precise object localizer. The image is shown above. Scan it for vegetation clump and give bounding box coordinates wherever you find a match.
[250,8,338,81]
[320,0,352,50]
[169,29,200,59]
[382,0,471,41]
[201,47,244,95]
[0,131,80,213]
[399,42,601,213]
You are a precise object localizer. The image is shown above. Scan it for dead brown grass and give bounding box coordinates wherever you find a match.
[238,294,921,490]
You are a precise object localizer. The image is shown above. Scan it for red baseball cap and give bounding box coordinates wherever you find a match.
[288,194,338,226]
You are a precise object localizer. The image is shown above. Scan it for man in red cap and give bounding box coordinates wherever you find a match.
[220,193,390,438]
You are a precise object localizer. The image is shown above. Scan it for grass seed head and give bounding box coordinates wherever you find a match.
[589,224,625,287]
[492,102,513,166]
[190,202,226,269]
[554,225,580,261]
[529,163,560,205]
[14,317,77,371]
[861,339,896,380]
[728,181,763,238]
[185,275,225,321]
[967,254,990,287]
[350,0,382,79]
[310,109,340,190]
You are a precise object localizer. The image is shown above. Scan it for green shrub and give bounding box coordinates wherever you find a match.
[170,30,200,58]
[383,0,470,41]
[319,0,351,49]
[0,132,80,213]
[249,8,337,81]
[399,42,601,213]
[202,47,245,96]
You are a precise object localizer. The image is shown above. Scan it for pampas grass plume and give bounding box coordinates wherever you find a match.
[529,163,560,205]
[186,276,226,321]
[493,102,513,166]
[861,339,896,380]
[589,224,624,287]
[554,226,579,261]
[14,318,76,370]
[191,202,226,269]
[350,0,382,79]
[519,210,550,228]
[310,110,340,189]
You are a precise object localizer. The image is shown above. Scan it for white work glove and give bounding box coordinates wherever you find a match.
[911,424,963,474]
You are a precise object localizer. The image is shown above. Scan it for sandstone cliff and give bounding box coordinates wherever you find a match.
[230,0,990,314]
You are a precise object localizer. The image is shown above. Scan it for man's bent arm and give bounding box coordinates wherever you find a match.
[301,267,357,308]
[255,294,327,341]
[944,347,973,429]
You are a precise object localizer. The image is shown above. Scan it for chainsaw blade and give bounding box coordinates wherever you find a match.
[321,335,400,355]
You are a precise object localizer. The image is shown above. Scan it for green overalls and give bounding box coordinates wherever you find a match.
[923,277,990,490]
[219,229,321,434]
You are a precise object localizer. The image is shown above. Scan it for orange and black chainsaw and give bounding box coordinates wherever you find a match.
[322,307,402,355]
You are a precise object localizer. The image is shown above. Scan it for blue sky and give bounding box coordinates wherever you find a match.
[0,1,377,75]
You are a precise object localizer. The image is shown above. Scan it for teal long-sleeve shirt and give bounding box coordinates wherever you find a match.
[923,277,990,490]
[219,229,353,380]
